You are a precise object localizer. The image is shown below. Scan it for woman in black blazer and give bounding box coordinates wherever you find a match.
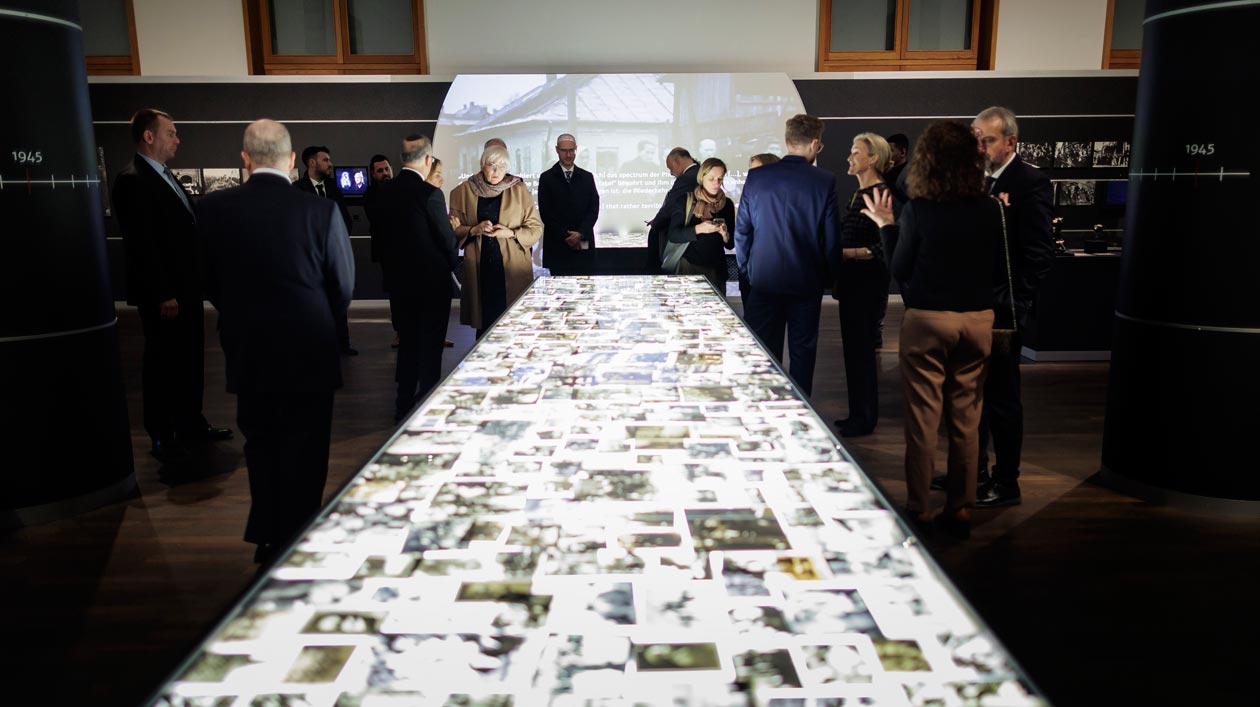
[665,157,735,293]
[861,121,1006,539]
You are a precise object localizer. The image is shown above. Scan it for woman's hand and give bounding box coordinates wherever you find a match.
[861,187,895,228]
[471,219,494,236]
[694,220,720,234]
[489,224,515,239]
[449,214,462,230]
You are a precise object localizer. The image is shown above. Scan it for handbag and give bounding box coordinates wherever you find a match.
[660,193,693,274]
[992,195,1018,355]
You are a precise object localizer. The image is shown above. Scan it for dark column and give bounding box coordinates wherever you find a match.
[0,1,135,524]
[1102,0,1260,502]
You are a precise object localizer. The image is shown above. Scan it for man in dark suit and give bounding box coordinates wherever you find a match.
[111,108,231,465]
[296,144,357,356]
[538,133,600,276]
[646,147,699,272]
[199,119,354,562]
[372,134,460,422]
[364,154,399,348]
[734,114,841,396]
[968,106,1055,507]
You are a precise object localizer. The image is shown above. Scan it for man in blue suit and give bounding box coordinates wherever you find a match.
[199,119,355,563]
[734,114,840,396]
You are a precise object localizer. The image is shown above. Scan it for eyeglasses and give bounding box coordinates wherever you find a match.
[485,162,509,171]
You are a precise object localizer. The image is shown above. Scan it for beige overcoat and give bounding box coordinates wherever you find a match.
[449,180,543,329]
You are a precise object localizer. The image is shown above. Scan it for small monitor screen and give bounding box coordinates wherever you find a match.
[335,167,369,195]
[1104,180,1128,206]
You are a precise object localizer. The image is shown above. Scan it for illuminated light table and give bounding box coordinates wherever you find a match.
[151,276,1047,707]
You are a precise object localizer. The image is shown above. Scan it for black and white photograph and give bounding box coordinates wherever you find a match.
[1055,180,1096,206]
[1053,142,1092,169]
[633,642,722,672]
[1092,141,1131,167]
[170,168,203,195]
[1016,142,1055,167]
[202,167,242,193]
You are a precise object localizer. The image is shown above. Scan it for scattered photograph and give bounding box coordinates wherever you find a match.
[1016,142,1055,167]
[202,168,241,193]
[686,508,790,551]
[799,643,874,684]
[1055,180,1096,206]
[732,648,802,689]
[1053,142,1092,169]
[284,645,355,683]
[1092,141,1130,167]
[633,642,722,671]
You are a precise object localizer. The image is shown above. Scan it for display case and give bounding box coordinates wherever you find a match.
[148,276,1047,707]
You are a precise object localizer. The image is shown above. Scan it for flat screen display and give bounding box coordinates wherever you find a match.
[335,167,368,195]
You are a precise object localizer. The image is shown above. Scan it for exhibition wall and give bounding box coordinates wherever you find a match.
[89,72,1138,301]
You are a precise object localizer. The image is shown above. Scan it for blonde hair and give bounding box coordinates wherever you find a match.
[854,132,894,176]
[480,145,510,169]
[696,157,727,185]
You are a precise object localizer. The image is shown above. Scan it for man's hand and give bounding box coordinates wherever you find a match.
[565,230,583,250]
[159,298,179,320]
[996,191,1011,206]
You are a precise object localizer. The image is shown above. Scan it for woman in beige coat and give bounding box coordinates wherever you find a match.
[449,146,543,335]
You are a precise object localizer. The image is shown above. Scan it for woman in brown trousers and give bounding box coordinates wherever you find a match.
[449,146,543,337]
[861,121,1006,539]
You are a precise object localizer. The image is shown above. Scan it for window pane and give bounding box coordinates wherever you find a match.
[348,0,414,55]
[1110,0,1144,50]
[829,0,896,52]
[79,0,131,56]
[269,0,336,56]
[907,0,973,51]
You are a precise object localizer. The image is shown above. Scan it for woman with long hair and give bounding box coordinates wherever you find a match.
[664,157,735,292]
[861,121,1006,539]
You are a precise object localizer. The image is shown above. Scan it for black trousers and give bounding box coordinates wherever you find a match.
[334,303,352,350]
[137,299,205,441]
[391,291,451,420]
[836,260,889,429]
[977,332,1023,481]
[743,289,822,395]
[237,390,334,547]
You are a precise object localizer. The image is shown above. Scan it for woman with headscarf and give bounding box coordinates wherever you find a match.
[664,157,735,293]
[449,146,542,337]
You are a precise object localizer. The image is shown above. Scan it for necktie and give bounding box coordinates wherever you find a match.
[163,165,194,217]
[316,182,327,198]
[984,175,996,194]
[564,169,572,183]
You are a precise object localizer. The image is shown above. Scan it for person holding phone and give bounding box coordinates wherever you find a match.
[665,157,734,293]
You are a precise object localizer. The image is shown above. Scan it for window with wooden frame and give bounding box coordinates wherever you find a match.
[817,0,999,72]
[242,0,427,75]
[1102,0,1143,69]
[80,0,140,76]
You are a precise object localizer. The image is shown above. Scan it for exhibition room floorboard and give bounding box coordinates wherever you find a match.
[2,300,1256,707]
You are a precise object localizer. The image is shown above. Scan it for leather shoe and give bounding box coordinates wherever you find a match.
[181,425,234,442]
[933,509,971,540]
[836,420,875,438]
[253,543,279,564]
[150,439,192,464]
[391,335,401,349]
[976,480,1021,508]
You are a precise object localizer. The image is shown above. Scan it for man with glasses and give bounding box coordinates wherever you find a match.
[538,133,600,276]
[734,114,841,396]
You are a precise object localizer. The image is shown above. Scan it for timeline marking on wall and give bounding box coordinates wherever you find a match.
[1128,168,1249,181]
[0,174,100,191]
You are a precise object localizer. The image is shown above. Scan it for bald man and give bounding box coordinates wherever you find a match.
[537,133,600,276]
[199,119,354,563]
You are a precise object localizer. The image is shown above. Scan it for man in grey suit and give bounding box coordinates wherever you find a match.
[198,119,355,563]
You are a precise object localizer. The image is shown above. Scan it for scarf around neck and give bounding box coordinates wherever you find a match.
[468,171,521,198]
[691,186,728,222]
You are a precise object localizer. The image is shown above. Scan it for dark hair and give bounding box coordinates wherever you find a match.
[666,147,693,162]
[749,153,780,167]
[886,133,909,150]
[301,145,330,168]
[785,114,824,147]
[905,121,986,202]
[368,154,389,170]
[129,108,171,145]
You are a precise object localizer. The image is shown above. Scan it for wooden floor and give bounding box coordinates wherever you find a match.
[2,298,1256,706]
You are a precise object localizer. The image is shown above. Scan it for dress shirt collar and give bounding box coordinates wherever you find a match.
[308,175,326,189]
[137,152,168,175]
[988,150,1017,180]
[402,166,426,180]
[251,167,290,181]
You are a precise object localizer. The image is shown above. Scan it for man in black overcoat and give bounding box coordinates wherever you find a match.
[645,147,699,272]
[199,119,354,562]
[372,134,460,421]
[538,133,600,276]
